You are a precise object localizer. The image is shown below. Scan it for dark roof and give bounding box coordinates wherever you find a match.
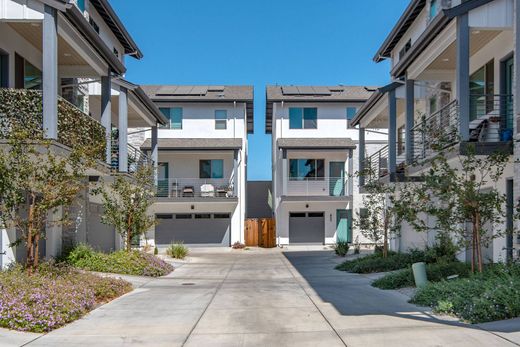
[88,0,143,59]
[141,138,243,150]
[113,79,167,125]
[141,85,254,134]
[277,138,356,150]
[350,82,401,127]
[265,85,374,134]
[374,0,426,62]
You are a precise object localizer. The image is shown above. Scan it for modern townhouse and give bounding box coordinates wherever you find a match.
[266,85,387,246]
[352,0,519,262]
[139,85,253,247]
[0,0,166,268]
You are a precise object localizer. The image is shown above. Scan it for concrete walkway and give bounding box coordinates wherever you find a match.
[3,248,520,346]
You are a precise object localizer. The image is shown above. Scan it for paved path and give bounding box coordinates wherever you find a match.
[4,248,520,346]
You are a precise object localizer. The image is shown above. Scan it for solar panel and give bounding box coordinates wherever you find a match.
[312,86,332,95]
[190,86,208,95]
[156,86,178,95]
[297,86,315,95]
[281,86,299,95]
[208,86,225,92]
[173,86,194,95]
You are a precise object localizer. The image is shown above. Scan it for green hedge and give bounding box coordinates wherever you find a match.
[335,250,428,273]
[411,264,520,323]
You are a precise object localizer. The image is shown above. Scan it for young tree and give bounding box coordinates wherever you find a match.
[0,130,93,272]
[93,164,156,251]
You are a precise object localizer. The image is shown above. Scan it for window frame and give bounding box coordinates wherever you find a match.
[346,107,357,127]
[289,107,318,129]
[199,159,224,179]
[289,159,325,181]
[159,107,183,129]
[215,109,227,130]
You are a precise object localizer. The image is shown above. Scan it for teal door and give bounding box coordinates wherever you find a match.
[336,209,352,243]
[157,162,169,197]
[329,162,345,196]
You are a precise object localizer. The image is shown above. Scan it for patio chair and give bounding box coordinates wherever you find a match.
[200,184,215,197]
[182,185,194,197]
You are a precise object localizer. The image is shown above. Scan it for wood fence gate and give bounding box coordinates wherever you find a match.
[245,218,276,248]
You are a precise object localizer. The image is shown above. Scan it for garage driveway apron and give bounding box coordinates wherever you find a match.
[20,248,519,347]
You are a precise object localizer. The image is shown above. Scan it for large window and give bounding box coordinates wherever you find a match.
[470,60,494,120]
[346,107,357,127]
[199,159,224,179]
[24,60,42,90]
[289,159,324,181]
[429,0,438,20]
[0,51,8,88]
[159,107,183,129]
[76,0,86,12]
[215,110,227,129]
[289,107,317,129]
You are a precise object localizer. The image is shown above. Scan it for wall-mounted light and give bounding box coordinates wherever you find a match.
[330,214,332,222]
[305,204,309,208]
[190,205,194,210]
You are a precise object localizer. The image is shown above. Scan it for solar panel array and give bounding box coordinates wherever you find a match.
[156,86,209,96]
[281,86,333,96]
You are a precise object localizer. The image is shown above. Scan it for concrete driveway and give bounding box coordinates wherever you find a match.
[9,248,520,347]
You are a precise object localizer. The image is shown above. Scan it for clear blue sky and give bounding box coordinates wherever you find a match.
[111,0,409,181]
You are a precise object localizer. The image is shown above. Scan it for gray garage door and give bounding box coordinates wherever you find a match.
[155,213,231,246]
[87,203,116,252]
[289,212,325,244]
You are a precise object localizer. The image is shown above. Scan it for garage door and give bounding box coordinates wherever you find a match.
[155,213,231,246]
[289,212,324,244]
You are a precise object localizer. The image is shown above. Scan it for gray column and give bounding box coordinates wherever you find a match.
[151,125,158,185]
[118,86,128,173]
[233,150,239,197]
[457,13,470,141]
[101,74,112,164]
[405,78,415,164]
[282,149,288,196]
[358,127,366,187]
[42,5,58,139]
[388,89,397,175]
[348,150,354,196]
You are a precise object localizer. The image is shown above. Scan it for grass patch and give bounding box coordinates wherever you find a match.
[166,243,189,259]
[67,244,173,277]
[0,263,131,333]
[411,263,520,323]
[372,262,471,289]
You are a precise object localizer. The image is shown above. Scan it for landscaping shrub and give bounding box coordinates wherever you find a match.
[0,263,131,333]
[372,262,471,289]
[166,243,189,259]
[333,241,350,257]
[411,263,520,323]
[67,244,173,277]
[335,250,427,273]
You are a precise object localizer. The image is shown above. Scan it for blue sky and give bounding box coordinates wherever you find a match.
[111,0,409,181]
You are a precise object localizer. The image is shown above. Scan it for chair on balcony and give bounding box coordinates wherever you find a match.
[171,181,181,198]
[182,186,195,197]
[200,184,215,197]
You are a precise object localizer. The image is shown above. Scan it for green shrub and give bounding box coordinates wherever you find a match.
[67,244,173,277]
[335,251,426,273]
[333,242,350,257]
[154,246,158,255]
[166,243,189,259]
[411,263,520,323]
[372,262,471,289]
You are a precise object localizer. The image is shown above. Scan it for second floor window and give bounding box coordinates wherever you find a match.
[215,110,227,129]
[76,0,86,12]
[89,17,100,34]
[289,107,317,129]
[159,107,183,129]
[429,0,438,20]
[200,159,224,179]
[346,107,357,127]
[289,159,324,181]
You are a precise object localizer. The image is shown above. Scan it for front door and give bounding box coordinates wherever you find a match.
[336,209,352,243]
[329,162,345,196]
[157,162,169,197]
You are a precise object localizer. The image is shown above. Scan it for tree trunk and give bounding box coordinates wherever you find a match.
[33,232,40,270]
[475,213,483,273]
[471,217,476,273]
[383,214,389,258]
[26,197,35,273]
[126,213,132,252]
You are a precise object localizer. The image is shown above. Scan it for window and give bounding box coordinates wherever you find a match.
[399,40,412,60]
[429,97,437,115]
[470,60,494,120]
[346,107,357,127]
[429,0,438,20]
[156,214,173,219]
[76,0,86,12]
[159,107,182,129]
[289,159,324,181]
[113,48,119,58]
[214,213,230,219]
[175,214,192,219]
[0,51,8,88]
[397,125,405,156]
[290,212,306,218]
[23,59,42,90]
[289,107,317,129]
[199,159,224,179]
[215,110,227,129]
[194,214,211,219]
[89,17,100,33]
[359,208,369,228]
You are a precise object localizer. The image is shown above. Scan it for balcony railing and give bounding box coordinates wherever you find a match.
[361,144,407,184]
[0,88,106,161]
[285,177,350,197]
[156,178,236,199]
[111,141,153,174]
[411,95,513,162]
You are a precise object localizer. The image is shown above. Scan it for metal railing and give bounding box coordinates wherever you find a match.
[0,88,106,161]
[285,177,350,197]
[156,178,236,198]
[111,141,153,174]
[361,143,407,184]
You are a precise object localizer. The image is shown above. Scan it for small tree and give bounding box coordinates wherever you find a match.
[93,164,156,251]
[0,130,92,272]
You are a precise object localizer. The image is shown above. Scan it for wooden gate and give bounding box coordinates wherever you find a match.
[245,218,276,248]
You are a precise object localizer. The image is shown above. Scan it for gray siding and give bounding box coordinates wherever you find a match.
[246,181,273,218]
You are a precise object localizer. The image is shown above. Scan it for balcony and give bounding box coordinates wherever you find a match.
[111,141,153,175]
[156,178,236,200]
[283,177,351,199]
[411,94,513,162]
[0,88,106,161]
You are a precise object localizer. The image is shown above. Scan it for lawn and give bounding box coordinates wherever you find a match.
[0,263,131,332]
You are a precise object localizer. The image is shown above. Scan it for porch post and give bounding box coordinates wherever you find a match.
[101,73,112,165]
[358,127,366,187]
[282,149,288,196]
[405,77,415,164]
[151,125,158,186]
[233,149,239,197]
[457,13,470,141]
[388,89,397,175]
[118,86,128,173]
[42,5,58,140]
[348,150,354,196]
